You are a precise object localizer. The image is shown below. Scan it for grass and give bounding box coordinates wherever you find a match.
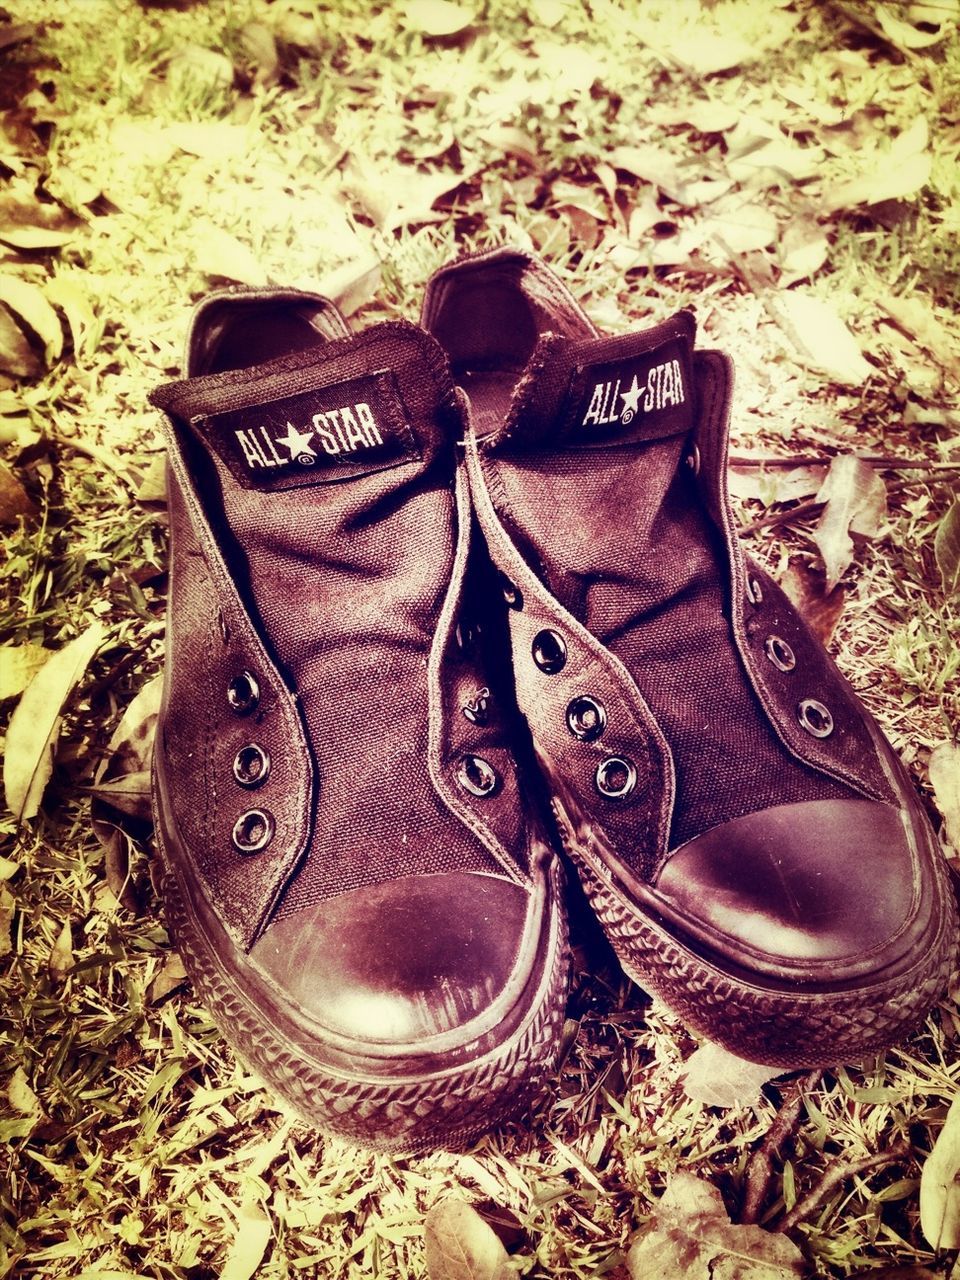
[2,0,960,1276]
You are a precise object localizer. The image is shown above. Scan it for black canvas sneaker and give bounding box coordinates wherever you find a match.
[149,286,569,1150]
[423,249,957,1066]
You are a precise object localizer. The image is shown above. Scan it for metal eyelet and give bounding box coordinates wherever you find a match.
[746,576,763,605]
[499,574,523,610]
[456,755,499,798]
[532,629,567,674]
[797,699,834,738]
[233,744,270,789]
[232,808,275,854]
[764,635,796,672]
[566,695,607,742]
[595,756,637,800]
[227,671,260,715]
[685,444,701,475]
[462,687,490,726]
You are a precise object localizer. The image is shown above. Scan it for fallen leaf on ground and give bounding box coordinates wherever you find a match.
[424,1197,512,1280]
[90,674,161,909]
[0,225,74,250]
[0,458,37,524]
[403,0,476,36]
[682,1042,783,1108]
[780,561,846,645]
[0,304,42,378]
[813,456,887,591]
[48,918,73,976]
[777,218,829,285]
[657,29,759,76]
[823,119,931,212]
[878,296,960,381]
[147,953,188,1004]
[43,275,97,358]
[702,203,779,255]
[920,1093,960,1249]
[193,222,268,286]
[0,643,48,700]
[220,1195,272,1280]
[771,292,873,386]
[8,1065,41,1119]
[3,621,107,822]
[0,274,62,363]
[929,742,960,853]
[627,1172,805,1279]
[728,464,825,505]
[935,501,960,597]
[165,121,250,160]
[875,2,955,49]
[0,884,13,957]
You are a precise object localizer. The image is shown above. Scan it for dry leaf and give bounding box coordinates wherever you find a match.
[48,917,73,976]
[878,296,960,382]
[682,1042,782,1108]
[240,21,279,84]
[165,45,234,96]
[8,1065,41,1118]
[703,203,779,255]
[165,121,249,160]
[316,256,382,317]
[777,218,829,285]
[929,742,960,853]
[0,274,62,363]
[424,1197,512,1280]
[0,304,42,378]
[813,456,887,591]
[935,501,960,597]
[920,1093,960,1249]
[728,464,826,505]
[220,1195,272,1280]
[0,884,14,957]
[403,0,476,37]
[193,222,268,286]
[875,3,954,48]
[0,225,74,250]
[780,561,846,645]
[823,121,931,212]
[658,29,758,76]
[0,458,37,524]
[771,292,873,386]
[0,643,48,701]
[148,952,188,1004]
[627,1173,805,1279]
[44,275,97,357]
[3,621,107,822]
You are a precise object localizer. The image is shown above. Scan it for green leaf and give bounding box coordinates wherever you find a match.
[935,501,960,597]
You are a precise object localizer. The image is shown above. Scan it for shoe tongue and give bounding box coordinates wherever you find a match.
[150,320,458,492]
[491,310,697,452]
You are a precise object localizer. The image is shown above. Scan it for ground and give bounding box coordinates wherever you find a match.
[1,1,959,1277]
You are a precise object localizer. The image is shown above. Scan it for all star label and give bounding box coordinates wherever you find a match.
[564,334,695,448]
[197,370,421,489]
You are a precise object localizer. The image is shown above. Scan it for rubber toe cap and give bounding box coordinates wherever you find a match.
[656,799,928,981]
[250,872,531,1044]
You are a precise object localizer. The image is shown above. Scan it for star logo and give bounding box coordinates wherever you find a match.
[619,375,642,423]
[276,420,317,464]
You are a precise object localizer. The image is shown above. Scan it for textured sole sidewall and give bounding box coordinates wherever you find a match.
[560,820,958,1067]
[155,834,570,1154]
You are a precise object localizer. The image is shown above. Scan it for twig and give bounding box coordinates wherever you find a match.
[730,454,960,472]
[739,1070,821,1225]
[778,1141,913,1232]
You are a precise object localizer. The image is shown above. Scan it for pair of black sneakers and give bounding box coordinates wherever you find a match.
[148,248,957,1153]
